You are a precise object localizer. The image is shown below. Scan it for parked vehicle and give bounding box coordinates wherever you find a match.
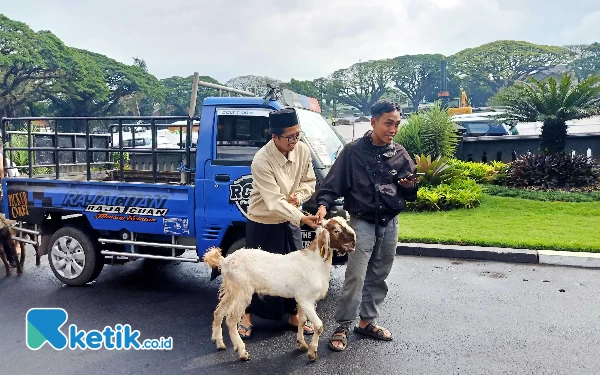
[451,112,510,136]
[1,82,348,286]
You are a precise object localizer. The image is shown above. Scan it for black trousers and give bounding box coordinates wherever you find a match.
[245,219,302,321]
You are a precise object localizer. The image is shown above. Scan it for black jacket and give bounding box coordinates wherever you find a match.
[316,131,418,226]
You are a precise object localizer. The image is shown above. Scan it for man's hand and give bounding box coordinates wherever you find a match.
[316,205,327,225]
[300,214,320,229]
[398,178,416,189]
[398,173,419,189]
[287,193,299,207]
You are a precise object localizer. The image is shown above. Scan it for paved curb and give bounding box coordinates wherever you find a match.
[396,242,600,269]
[537,250,600,268]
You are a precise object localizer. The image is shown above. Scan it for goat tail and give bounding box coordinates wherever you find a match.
[203,246,224,269]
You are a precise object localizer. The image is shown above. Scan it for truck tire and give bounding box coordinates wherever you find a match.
[226,238,246,256]
[48,227,103,286]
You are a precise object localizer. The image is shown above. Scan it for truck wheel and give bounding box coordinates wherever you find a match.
[226,238,246,256]
[48,227,103,286]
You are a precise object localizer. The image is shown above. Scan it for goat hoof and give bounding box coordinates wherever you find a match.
[308,351,318,361]
[217,346,226,351]
[297,341,309,351]
[239,352,250,361]
[317,326,324,335]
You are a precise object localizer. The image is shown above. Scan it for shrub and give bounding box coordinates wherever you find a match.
[446,159,511,185]
[414,154,462,186]
[112,152,131,170]
[407,179,483,211]
[507,153,600,190]
[5,125,52,175]
[490,160,510,185]
[395,101,459,161]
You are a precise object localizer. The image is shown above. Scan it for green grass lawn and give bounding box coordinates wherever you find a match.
[398,195,600,252]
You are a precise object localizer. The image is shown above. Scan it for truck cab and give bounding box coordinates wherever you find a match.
[1,85,348,286]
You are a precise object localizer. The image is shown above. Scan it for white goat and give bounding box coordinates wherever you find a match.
[203,216,356,361]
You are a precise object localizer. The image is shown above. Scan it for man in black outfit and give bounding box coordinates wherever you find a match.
[315,100,419,351]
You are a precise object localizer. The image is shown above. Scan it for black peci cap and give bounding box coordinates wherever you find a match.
[269,108,299,130]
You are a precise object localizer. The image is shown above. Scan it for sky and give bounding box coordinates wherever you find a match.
[2,0,599,84]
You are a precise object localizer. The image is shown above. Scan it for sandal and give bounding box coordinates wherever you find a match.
[237,323,253,340]
[288,318,315,335]
[328,325,349,351]
[353,322,393,341]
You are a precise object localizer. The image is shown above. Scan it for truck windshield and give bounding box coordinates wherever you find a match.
[296,109,345,167]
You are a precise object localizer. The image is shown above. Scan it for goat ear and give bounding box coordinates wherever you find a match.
[317,229,331,260]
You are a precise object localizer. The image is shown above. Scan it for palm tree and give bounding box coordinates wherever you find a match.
[491,73,600,155]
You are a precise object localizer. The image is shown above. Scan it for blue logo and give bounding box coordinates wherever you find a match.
[26,308,173,350]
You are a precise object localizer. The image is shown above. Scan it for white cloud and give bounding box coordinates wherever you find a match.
[559,11,600,45]
[1,0,598,84]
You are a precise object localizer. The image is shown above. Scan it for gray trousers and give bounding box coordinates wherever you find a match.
[335,215,399,327]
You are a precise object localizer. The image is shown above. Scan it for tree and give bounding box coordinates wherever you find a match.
[0,14,75,117]
[312,77,337,107]
[452,72,496,107]
[40,48,110,120]
[284,79,319,98]
[491,73,600,155]
[126,57,157,116]
[392,54,442,111]
[46,49,164,120]
[329,60,394,115]
[225,75,281,96]
[380,87,408,107]
[161,75,221,117]
[451,40,571,100]
[570,42,600,79]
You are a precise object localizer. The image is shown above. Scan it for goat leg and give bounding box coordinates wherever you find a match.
[18,241,25,271]
[15,253,23,275]
[35,244,41,266]
[211,305,227,351]
[299,301,323,361]
[226,313,250,361]
[296,303,309,351]
[0,248,11,276]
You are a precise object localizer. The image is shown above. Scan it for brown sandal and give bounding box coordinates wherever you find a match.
[328,326,349,351]
[354,322,393,341]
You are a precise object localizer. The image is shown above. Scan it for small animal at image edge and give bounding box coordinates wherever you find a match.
[0,214,26,276]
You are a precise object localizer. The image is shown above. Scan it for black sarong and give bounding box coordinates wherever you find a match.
[245,219,302,321]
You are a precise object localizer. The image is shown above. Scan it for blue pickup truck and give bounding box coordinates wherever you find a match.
[1,84,348,286]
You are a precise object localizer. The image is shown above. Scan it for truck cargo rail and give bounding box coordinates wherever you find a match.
[1,116,198,184]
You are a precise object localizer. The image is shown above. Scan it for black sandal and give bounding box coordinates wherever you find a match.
[353,322,393,341]
[328,325,350,351]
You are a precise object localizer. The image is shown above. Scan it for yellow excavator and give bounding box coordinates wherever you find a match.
[448,90,473,116]
[439,56,473,116]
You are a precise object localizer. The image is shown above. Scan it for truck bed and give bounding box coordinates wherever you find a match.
[3,178,196,237]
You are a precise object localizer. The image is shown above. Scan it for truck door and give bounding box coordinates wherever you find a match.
[203,108,272,226]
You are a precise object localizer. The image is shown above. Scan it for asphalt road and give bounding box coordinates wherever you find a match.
[1,245,599,375]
